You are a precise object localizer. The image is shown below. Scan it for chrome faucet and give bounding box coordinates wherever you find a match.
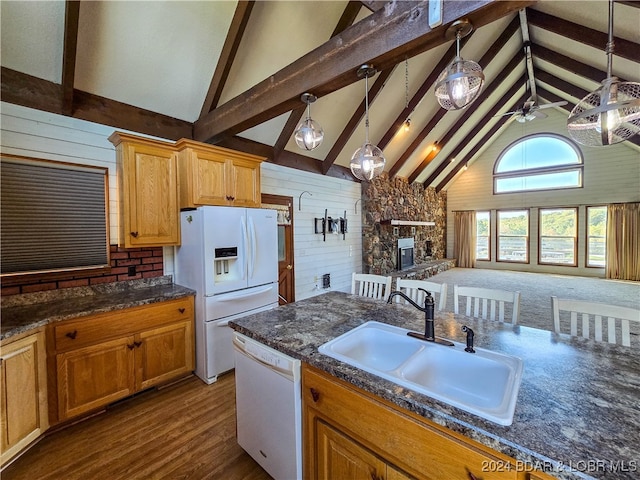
[387,289,454,346]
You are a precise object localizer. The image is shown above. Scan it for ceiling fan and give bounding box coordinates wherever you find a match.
[497,100,568,123]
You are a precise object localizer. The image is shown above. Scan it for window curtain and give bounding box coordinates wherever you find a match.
[454,211,476,268]
[606,202,640,281]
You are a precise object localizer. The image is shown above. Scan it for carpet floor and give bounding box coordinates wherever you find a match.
[427,267,640,334]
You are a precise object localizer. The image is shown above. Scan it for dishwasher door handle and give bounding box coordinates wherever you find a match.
[233,336,295,379]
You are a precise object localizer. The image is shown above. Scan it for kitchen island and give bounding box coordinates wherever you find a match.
[229,291,639,480]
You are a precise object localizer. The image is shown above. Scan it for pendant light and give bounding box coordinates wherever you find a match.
[350,65,386,181]
[434,19,484,111]
[294,93,324,150]
[567,0,640,146]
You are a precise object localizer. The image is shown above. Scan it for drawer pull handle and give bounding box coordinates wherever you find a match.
[130,231,139,238]
[310,388,320,403]
[134,341,142,348]
[127,343,136,350]
[66,330,78,340]
[178,308,185,314]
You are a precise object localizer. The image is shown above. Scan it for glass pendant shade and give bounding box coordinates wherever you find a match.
[567,0,640,146]
[350,143,386,181]
[435,57,484,110]
[294,93,324,150]
[294,117,324,150]
[434,20,484,111]
[349,65,386,181]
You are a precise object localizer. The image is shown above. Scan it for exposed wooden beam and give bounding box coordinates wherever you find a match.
[273,1,363,164]
[360,1,388,13]
[616,1,640,9]
[423,72,528,187]
[217,135,357,182]
[527,7,640,63]
[386,16,519,177]
[408,51,525,184]
[61,1,80,116]
[1,67,63,114]
[532,43,629,83]
[199,1,254,118]
[436,91,529,191]
[322,68,394,175]
[1,67,193,140]
[194,0,534,144]
[334,2,366,35]
[377,33,474,152]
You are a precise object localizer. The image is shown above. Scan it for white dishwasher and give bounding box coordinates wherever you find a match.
[233,332,302,480]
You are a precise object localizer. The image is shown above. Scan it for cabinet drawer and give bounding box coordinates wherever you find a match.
[54,297,194,352]
[303,365,517,480]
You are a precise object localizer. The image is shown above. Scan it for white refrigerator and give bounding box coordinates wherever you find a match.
[174,206,278,384]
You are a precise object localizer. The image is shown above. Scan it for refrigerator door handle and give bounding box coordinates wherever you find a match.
[206,284,275,300]
[240,216,248,280]
[248,216,257,279]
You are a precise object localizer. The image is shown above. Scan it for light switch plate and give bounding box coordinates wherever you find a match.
[429,0,443,28]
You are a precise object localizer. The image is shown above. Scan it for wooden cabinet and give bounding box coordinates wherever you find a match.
[176,139,264,209]
[303,364,543,480]
[109,132,180,248]
[48,297,194,423]
[1,329,48,468]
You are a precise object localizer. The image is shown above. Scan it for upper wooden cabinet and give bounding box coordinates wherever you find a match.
[109,132,180,248]
[175,139,264,209]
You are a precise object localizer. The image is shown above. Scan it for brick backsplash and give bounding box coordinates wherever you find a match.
[1,245,164,296]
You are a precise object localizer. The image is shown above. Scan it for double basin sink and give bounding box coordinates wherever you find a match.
[318,321,523,426]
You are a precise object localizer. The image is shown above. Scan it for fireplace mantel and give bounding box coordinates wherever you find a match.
[380,220,435,226]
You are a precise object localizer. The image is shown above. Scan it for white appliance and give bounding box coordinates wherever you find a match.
[233,332,302,480]
[174,206,278,384]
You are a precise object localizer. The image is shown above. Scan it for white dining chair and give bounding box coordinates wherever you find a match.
[551,296,640,347]
[453,285,520,324]
[395,278,448,311]
[351,273,393,301]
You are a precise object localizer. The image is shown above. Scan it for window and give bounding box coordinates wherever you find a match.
[539,208,577,266]
[476,211,490,260]
[494,134,583,194]
[587,206,607,267]
[1,155,110,276]
[497,210,529,262]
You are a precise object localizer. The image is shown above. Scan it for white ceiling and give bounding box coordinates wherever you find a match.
[1,1,639,187]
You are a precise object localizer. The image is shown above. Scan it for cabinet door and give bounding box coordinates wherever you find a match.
[317,420,387,480]
[121,142,180,247]
[189,150,228,206]
[0,331,48,466]
[135,320,194,391]
[57,336,135,420]
[227,158,261,207]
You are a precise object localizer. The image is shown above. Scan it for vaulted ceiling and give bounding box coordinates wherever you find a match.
[2,1,639,190]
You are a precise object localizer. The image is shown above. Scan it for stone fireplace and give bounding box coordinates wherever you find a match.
[361,173,447,276]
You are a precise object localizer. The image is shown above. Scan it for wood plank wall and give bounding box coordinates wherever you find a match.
[0,102,362,298]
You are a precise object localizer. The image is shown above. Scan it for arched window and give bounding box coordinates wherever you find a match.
[494,134,583,194]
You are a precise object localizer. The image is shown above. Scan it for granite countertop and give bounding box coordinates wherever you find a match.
[1,276,196,341]
[230,291,639,480]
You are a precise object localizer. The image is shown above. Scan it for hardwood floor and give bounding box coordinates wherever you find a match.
[2,372,273,480]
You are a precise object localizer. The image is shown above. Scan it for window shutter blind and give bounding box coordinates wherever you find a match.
[1,157,109,275]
